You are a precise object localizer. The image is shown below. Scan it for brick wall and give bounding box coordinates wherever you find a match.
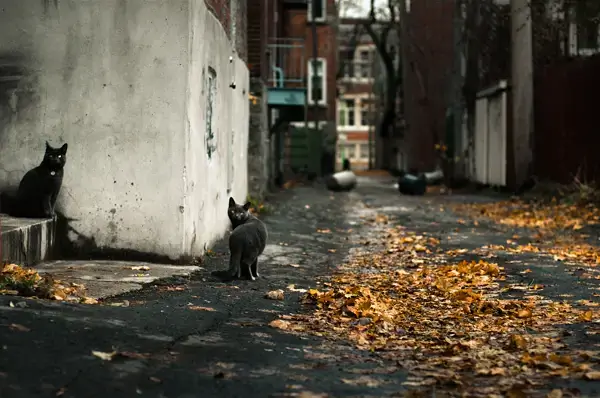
[284,0,338,125]
[247,0,265,78]
[205,0,231,38]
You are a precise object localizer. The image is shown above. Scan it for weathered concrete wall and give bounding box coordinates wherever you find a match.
[0,0,249,261]
[247,79,269,199]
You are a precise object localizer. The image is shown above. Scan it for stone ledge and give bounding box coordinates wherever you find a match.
[33,260,202,299]
[0,214,55,266]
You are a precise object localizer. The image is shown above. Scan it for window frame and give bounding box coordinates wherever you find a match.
[360,102,370,126]
[307,0,327,23]
[307,57,327,106]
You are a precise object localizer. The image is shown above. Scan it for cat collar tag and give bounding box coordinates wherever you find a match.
[50,171,56,176]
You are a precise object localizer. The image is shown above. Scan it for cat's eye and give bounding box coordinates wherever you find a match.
[58,155,62,158]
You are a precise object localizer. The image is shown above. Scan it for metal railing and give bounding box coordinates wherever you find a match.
[267,37,305,88]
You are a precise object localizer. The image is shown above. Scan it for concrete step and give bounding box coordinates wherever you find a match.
[0,213,55,266]
[33,260,202,299]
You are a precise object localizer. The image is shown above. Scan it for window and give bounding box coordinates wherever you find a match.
[341,144,355,159]
[359,144,370,159]
[346,99,355,126]
[572,2,600,54]
[577,18,599,50]
[360,102,370,126]
[308,58,327,105]
[359,50,371,78]
[342,62,354,79]
[308,0,326,22]
[338,99,356,126]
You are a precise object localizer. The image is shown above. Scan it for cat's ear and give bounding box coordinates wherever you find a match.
[243,202,251,211]
[60,143,68,154]
[228,197,236,208]
[45,141,51,151]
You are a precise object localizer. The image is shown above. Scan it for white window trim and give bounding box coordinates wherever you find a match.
[307,57,327,106]
[568,21,600,56]
[337,125,370,132]
[340,46,376,83]
[307,0,326,23]
[290,121,328,128]
[337,98,357,127]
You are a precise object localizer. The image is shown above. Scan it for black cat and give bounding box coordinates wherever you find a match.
[0,141,68,218]
[212,197,268,281]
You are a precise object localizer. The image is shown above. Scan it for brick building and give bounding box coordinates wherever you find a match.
[247,0,338,183]
[336,18,379,171]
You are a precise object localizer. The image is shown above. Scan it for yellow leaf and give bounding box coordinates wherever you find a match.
[579,311,593,322]
[584,371,600,380]
[92,350,117,361]
[547,390,563,398]
[517,308,532,318]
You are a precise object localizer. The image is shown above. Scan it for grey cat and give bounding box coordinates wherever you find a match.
[212,197,268,281]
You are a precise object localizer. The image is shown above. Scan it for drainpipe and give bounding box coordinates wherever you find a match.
[449,0,466,182]
[310,0,320,175]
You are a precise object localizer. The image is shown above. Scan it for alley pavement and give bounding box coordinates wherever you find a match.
[1,176,600,397]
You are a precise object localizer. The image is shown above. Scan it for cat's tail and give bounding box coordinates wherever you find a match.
[210,250,241,282]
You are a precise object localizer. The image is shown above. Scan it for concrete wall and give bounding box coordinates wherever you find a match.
[0,0,249,261]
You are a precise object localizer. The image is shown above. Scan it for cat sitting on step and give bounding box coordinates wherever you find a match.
[0,141,68,219]
[212,197,268,281]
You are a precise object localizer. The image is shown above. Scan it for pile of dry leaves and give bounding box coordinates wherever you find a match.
[0,263,96,303]
[271,226,600,396]
[452,198,600,232]
[453,197,600,272]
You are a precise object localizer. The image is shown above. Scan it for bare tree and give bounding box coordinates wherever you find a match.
[357,0,404,168]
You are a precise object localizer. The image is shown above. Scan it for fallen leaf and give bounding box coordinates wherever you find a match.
[579,310,593,322]
[92,350,117,361]
[585,371,600,380]
[188,305,216,311]
[517,309,533,318]
[130,266,150,271]
[265,290,285,300]
[269,319,291,330]
[547,390,563,398]
[8,323,30,332]
[80,297,99,305]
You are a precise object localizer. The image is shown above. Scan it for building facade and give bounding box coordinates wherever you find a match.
[0,0,250,261]
[336,18,378,171]
[262,0,338,182]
